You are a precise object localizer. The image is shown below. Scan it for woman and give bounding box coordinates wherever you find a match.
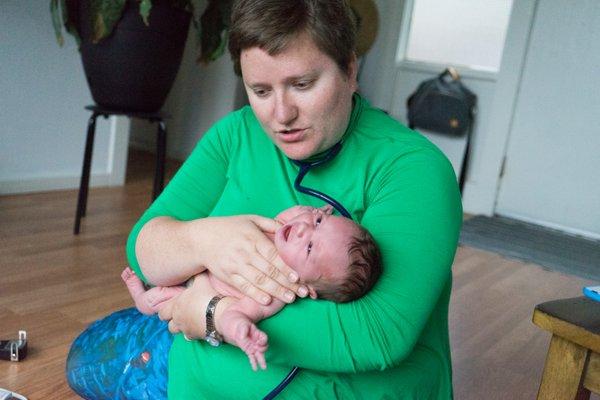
[67,0,462,398]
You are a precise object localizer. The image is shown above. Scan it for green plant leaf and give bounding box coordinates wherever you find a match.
[139,0,151,25]
[52,0,231,64]
[63,0,81,46]
[91,0,126,43]
[198,0,233,63]
[50,0,65,46]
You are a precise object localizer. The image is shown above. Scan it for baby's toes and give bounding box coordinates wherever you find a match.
[120,267,133,281]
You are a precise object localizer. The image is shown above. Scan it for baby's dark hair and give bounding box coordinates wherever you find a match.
[313,225,382,303]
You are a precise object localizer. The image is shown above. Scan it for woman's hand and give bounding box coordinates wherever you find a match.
[192,215,308,305]
[158,276,230,339]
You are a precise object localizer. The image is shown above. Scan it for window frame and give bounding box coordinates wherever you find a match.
[395,0,511,82]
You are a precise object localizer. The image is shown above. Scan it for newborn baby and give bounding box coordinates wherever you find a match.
[122,205,381,370]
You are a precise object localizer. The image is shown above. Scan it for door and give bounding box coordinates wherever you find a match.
[495,0,600,238]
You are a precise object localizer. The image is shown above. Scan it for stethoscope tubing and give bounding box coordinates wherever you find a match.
[291,142,352,219]
[263,141,351,399]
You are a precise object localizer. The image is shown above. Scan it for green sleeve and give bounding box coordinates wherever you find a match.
[125,113,237,284]
[261,147,462,373]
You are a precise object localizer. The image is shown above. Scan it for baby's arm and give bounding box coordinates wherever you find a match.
[217,294,285,370]
[121,267,185,315]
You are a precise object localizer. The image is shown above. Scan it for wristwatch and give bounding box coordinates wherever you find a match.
[205,295,225,346]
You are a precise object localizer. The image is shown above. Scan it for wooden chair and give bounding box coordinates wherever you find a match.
[533,296,600,399]
[73,105,168,234]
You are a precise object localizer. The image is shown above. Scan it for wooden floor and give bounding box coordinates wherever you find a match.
[0,150,595,399]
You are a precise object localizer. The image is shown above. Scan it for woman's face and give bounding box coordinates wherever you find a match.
[240,33,358,160]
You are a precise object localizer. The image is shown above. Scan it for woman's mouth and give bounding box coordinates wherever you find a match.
[277,128,306,143]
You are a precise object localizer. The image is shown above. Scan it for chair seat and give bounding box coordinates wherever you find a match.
[533,296,600,399]
[84,105,170,122]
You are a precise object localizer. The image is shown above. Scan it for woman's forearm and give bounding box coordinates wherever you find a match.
[135,216,208,286]
[135,214,305,305]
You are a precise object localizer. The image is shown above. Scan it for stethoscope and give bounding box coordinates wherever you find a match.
[263,141,351,400]
[291,141,352,219]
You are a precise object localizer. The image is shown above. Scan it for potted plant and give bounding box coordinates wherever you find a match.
[50,0,232,112]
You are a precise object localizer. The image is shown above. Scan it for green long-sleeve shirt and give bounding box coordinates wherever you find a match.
[126,94,462,399]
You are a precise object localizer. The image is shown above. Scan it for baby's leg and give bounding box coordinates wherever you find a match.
[121,267,185,315]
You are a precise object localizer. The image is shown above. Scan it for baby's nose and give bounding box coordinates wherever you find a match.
[295,222,309,237]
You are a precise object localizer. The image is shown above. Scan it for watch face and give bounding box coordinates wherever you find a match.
[205,333,221,347]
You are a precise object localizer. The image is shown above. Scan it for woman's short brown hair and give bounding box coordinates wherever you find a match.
[228,0,357,76]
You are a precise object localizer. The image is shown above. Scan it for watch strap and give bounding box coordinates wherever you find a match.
[205,295,224,346]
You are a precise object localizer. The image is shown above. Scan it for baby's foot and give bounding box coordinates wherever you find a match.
[121,267,147,300]
[121,267,184,315]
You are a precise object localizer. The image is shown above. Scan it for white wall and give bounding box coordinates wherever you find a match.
[129,20,243,161]
[0,0,121,195]
[358,0,406,111]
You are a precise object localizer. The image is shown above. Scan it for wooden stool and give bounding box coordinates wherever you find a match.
[533,296,600,399]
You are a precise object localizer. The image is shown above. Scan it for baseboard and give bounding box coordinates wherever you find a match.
[0,173,112,195]
[497,211,600,241]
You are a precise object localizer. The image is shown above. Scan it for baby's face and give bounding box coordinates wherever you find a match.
[274,207,358,284]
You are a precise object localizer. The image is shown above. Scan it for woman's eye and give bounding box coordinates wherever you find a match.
[315,217,322,226]
[295,81,313,90]
[307,241,313,255]
[253,88,269,97]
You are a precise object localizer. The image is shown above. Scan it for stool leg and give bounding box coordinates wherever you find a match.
[537,335,590,400]
[153,120,167,200]
[74,113,98,235]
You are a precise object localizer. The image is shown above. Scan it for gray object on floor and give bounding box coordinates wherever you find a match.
[460,216,600,281]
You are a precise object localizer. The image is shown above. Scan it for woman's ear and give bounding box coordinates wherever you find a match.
[347,52,359,91]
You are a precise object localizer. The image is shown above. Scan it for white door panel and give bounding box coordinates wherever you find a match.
[496,0,600,237]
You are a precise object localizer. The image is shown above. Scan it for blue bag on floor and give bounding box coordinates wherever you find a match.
[66,308,172,400]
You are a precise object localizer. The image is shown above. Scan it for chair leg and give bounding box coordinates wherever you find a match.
[536,335,591,400]
[74,113,98,235]
[153,120,167,200]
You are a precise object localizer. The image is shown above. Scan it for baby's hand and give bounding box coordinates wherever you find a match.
[220,309,269,371]
[235,321,268,371]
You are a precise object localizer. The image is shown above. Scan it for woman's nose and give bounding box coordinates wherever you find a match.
[274,92,297,125]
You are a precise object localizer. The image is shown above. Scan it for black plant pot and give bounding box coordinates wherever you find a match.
[79,0,191,112]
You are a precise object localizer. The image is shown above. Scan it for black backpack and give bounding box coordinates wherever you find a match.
[406,68,477,193]
[407,68,476,136]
